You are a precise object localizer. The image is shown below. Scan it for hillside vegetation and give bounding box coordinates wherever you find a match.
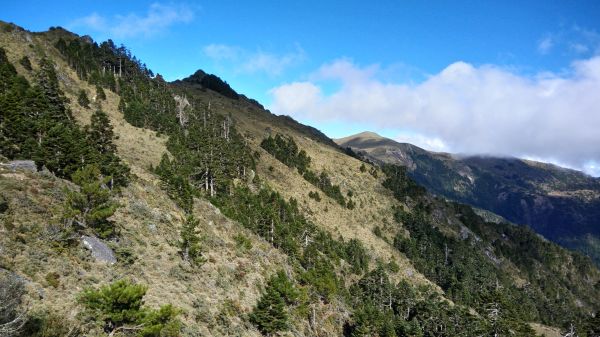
[1,21,599,337]
[337,132,600,266]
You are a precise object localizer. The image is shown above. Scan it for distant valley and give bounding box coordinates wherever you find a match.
[337,131,600,264]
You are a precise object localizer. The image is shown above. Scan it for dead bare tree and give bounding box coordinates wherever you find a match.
[0,271,27,337]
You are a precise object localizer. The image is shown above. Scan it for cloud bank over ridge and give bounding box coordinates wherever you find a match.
[269,57,600,175]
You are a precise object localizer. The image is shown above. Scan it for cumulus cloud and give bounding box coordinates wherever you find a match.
[203,44,240,61]
[394,133,449,153]
[203,43,305,76]
[69,3,194,39]
[269,57,600,175]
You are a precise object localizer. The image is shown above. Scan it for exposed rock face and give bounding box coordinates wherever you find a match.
[0,160,37,172]
[81,235,116,264]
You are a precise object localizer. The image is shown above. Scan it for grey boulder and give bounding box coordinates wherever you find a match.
[81,235,116,264]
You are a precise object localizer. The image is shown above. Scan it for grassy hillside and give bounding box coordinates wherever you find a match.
[337,132,600,265]
[1,21,599,337]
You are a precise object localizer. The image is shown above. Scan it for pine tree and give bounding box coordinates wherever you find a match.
[79,279,181,336]
[179,215,205,266]
[155,153,194,213]
[95,85,106,100]
[63,164,119,237]
[249,271,297,336]
[78,89,90,108]
[78,279,147,330]
[36,58,69,119]
[250,287,288,336]
[19,56,32,71]
[86,109,129,187]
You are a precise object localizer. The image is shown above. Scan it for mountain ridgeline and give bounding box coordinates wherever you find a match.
[1,21,599,337]
[337,132,600,266]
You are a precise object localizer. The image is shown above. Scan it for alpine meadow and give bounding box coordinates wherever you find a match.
[1,2,600,337]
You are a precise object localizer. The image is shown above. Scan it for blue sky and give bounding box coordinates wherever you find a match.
[3,1,600,174]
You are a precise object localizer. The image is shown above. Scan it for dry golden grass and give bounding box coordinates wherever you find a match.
[2,24,565,335]
[0,28,312,336]
[0,26,428,335]
[530,323,562,337]
[0,162,309,336]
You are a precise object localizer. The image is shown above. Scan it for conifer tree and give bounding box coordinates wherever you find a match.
[86,109,129,187]
[36,58,69,119]
[95,85,106,100]
[179,214,205,266]
[249,271,297,336]
[63,164,119,237]
[19,56,32,71]
[78,279,181,336]
[250,287,288,336]
[78,89,90,108]
[155,153,194,213]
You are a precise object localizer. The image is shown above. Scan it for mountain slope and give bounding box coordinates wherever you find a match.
[336,132,600,264]
[1,21,599,337]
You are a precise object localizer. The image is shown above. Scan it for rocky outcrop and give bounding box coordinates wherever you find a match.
[81,235,116,264]
[0,160,37,172]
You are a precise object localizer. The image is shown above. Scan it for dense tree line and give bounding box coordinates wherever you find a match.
[0,47,128,185]
[261,134,348,207]
[55,36,178,133]
[347,264,541,337]
[382,163,600,333]
[381,164,426,200]
[161,100,255,199]
[54,34,257,205]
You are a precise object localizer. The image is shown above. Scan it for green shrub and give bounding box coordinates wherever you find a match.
[369,167,378,178]
[138,304,181,337]
[0,195,8,213]
[114,245,137,265]
[20,309,80,337]
[44,272,60,288]
[308,191,321,202]
[347,199,356,210]
[78,279,180,336]
[234,233,252,251]
[77,89,90,108]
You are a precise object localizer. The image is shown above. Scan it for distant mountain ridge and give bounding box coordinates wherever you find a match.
[336,131,600,264]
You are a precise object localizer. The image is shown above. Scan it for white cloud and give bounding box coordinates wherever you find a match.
[394,133,448,153]
[69,3,194,39]
[269,82,321,112]
[269,57,600,175]
[537,26,600,57]
[203,43,305,76]
[537,36,554,54]
[202,44,240,61]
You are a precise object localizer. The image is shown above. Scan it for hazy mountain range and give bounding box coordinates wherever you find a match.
[337,131,600,265]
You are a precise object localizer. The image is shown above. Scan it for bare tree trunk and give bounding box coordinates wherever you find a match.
[270,219,274,244]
